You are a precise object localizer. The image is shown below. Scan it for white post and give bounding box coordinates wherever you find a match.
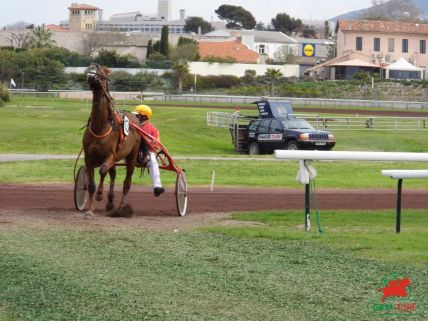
[210,170,215,192]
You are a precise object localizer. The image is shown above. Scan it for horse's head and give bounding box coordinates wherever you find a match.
[87,64,111,92]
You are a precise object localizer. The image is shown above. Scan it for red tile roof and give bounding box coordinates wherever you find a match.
[46,24,68,32]
[68,3,99,10]
[198,40,259,63]
[338,19,428,35]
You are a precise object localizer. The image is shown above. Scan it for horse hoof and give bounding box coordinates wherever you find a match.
[107,205,133,218]
[106,202,115,212]
[84,211,95,219]
[120,205,133,218]
[96,193,103,201]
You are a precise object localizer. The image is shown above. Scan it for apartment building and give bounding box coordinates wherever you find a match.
[309,19,428,80]
[337,19,428,76]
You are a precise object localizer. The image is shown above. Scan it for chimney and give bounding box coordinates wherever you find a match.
[180,9,185,21]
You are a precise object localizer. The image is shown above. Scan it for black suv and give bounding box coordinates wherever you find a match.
[247,116,335,154]
[244,100,335,155]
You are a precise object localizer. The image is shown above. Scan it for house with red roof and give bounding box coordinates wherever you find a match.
[198,40,259,63]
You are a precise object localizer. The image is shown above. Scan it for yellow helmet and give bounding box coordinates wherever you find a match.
[132,105,152,119]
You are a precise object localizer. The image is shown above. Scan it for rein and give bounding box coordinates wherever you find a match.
[88,68,117,140]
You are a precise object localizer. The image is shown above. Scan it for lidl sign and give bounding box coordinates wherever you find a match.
[302,43,315,57]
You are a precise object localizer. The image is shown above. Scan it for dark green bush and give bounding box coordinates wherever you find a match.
[0,82,11,106]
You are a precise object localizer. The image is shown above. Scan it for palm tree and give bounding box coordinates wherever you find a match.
[265,68,283,96]
[172,60,189,93]
[27,25,56,49]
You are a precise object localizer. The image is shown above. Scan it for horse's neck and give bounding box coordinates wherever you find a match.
[90,91,111,132]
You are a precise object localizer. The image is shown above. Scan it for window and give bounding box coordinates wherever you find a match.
[248,121,258,131]
[402,39,409,53]
[374,38,380,52]
[420,40,426,54]
[389,70,421,80]
[388,38,395,52]
[269,119,282,132]
[356,37,362,51]
[259,120,270,133]
[259,44,265,54]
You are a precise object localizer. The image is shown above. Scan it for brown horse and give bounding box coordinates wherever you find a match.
[83,64,141,218]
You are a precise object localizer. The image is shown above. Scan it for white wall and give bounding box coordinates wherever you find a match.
[64,67,169,75]
[189,62,300,77]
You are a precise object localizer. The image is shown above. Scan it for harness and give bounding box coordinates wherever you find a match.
[87,65,127,151]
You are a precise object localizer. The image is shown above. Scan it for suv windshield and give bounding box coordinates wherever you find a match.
[283,119,314,130]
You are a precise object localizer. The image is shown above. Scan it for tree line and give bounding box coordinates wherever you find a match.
[183,1,424,38]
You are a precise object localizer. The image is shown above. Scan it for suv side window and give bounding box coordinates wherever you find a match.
[282,119,289,129]
[269,119,282,132]
[259,119,270,133]
[248,121,259,131]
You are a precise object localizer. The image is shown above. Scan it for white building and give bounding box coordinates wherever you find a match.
[158,0,172,21]
[241,30,298,60]
[61,1,186,34]
[202,29,299,62]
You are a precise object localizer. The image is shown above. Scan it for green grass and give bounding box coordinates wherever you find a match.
[1,97,428,320]
[1,159,428,189]
[0,221,427,321]
[0,98,232,155]
[1,97,428,188]
[205,210,428,265]
[1,97,428,155]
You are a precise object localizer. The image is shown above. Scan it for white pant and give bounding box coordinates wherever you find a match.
[147,151,162,189]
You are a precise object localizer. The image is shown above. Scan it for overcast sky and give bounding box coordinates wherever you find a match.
[0,0,373,27]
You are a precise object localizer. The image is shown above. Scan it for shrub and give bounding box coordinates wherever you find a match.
[0,82,11,106]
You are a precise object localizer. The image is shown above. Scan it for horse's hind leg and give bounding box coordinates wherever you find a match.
[106,166,116,212]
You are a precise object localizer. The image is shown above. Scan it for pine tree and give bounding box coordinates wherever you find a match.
[146,39,154,58]
[160,26,169,57]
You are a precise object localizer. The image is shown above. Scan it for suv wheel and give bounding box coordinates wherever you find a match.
[248,142,260,155]
[286,141,298,150]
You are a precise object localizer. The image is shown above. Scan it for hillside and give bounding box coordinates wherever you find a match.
[330,0,428,21]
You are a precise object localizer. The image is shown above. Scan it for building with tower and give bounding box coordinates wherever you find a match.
[67,3,99,32]
[61,1,185,34]
[158,0,172,21]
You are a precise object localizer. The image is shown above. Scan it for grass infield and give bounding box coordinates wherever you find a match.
[0,97,427,320]
[0,211,427,321]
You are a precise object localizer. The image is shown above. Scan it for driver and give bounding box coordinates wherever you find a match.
[132,105,165,197]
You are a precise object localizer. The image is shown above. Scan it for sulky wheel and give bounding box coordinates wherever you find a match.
[74,165,88,211]
[175,171,188,216]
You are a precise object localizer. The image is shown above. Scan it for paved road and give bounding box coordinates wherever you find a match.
[0,154,76,162]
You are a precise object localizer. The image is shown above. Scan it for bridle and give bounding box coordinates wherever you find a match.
[87,64,117,139]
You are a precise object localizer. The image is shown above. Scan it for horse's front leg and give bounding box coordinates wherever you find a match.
[84,165,96,219]
[96,156,115,201]
[96,170,107,201]
[114,162,136,217]
[106,166,116,212]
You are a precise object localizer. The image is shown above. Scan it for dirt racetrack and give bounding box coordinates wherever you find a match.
[0,184,427,230]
